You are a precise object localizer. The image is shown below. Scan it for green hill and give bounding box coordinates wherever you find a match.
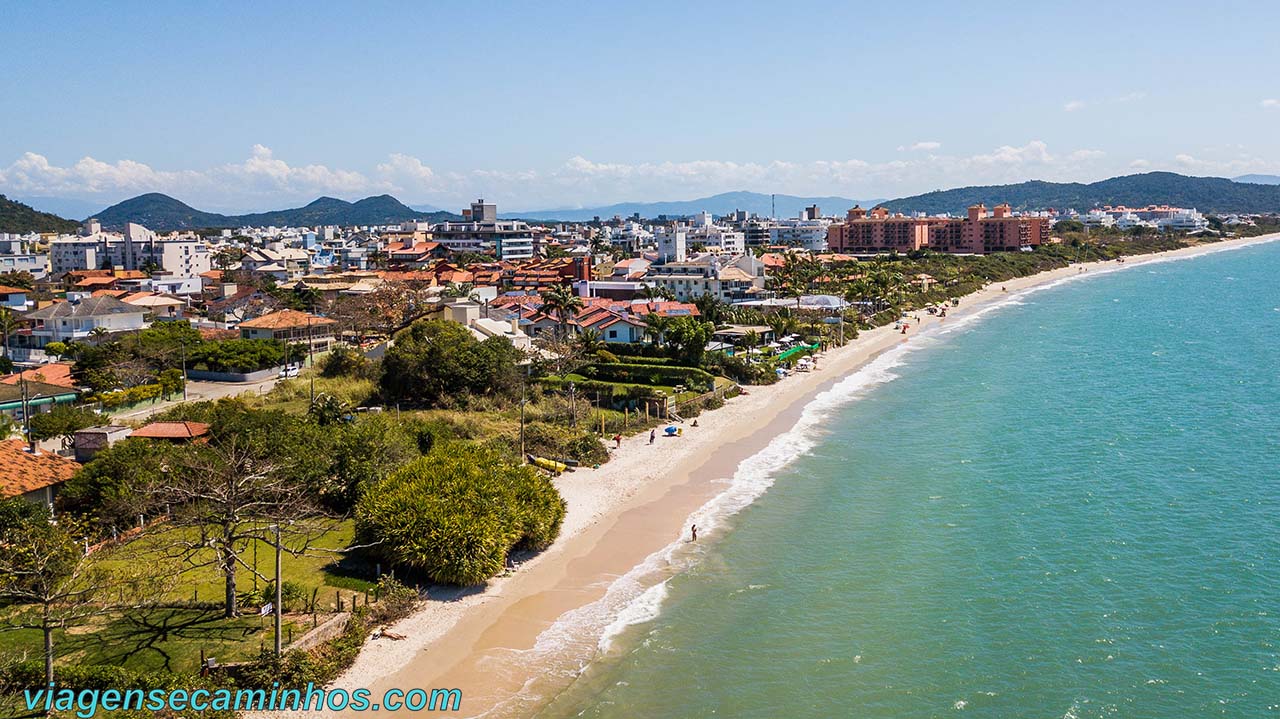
[92,193,460,231]
[0,194,79,234]
[879,172,1280,215]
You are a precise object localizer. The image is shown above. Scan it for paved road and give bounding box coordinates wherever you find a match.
[111,378,281,421]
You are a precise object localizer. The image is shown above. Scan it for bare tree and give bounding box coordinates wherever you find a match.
[144,435,331,618]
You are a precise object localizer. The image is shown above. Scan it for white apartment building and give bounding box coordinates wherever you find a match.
[431,200,535,261]
[646,253,767,302]
[49,222,211,277]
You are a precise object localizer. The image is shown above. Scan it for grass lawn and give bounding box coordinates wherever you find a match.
[0,520,381,677]
[0,607,311,675]
[94,520,377,607]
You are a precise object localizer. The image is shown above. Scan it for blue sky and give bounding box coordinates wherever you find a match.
[3,0,1279,213]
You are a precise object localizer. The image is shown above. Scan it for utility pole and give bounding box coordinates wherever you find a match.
[179,340,188,401]
[273,523,283,657]
[307,317,315,405]
[19,369,32,452]
[568,381,576,429]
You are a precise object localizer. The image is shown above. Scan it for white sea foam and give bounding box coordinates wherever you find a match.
[597,580,669,652]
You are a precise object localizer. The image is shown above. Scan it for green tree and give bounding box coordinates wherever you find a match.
[664,316,715,366]
[0,500,110,685]
[356,443,565,585]
[28,404,100,449]
[643,313,671,347]
[379,319,523,407]
[539,284,583,338]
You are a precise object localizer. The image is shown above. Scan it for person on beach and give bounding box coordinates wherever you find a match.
[649,429,656,444]
[691,524,698,541]
[613,433,622,448]
[692,419,699,428]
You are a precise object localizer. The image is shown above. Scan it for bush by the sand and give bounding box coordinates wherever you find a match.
[355,444,565,585]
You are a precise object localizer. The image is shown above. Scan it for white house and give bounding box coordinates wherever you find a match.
[21,295,148,346]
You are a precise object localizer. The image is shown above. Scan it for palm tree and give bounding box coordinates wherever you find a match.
[692,293,728,326]
[540,284,583,338]
[442,282,480,302]
[575,328,603,355]
[643,313,670,347]
[89,326,109,344]
[0,308,15,359]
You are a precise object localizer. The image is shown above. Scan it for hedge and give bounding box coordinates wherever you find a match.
[91,383,164,408]
[577,362,716,389]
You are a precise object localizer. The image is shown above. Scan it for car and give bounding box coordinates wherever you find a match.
[278,366,300,379]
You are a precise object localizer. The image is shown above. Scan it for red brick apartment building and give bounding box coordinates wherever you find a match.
[827,203,1051,254]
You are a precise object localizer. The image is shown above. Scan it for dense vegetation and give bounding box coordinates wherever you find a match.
[0,194,78,233]
[356,444,565,585]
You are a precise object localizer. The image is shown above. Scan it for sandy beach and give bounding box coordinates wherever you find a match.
[276,234,1278,719]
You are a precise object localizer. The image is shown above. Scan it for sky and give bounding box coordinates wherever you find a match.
[3,0,1280,215]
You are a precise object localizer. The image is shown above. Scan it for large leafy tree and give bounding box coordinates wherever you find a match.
[664,316,715,366]
[28,404,101,449]
[380,319,522,407]
[356,443,565,585]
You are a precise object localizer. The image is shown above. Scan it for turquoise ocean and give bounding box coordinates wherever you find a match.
[534,240,1280,719]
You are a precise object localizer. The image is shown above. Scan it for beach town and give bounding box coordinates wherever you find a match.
[5,3,1280,717]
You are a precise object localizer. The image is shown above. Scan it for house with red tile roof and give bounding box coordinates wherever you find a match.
[0,362,78,389]
[131,421,210,441]
[0,439,81,508]
[239,309,338,351]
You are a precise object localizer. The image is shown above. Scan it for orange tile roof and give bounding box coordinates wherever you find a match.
[0,439,80,498]
[0,362,78,389]
[0,285,29,295]
[238,309,337,330]
[131,421,210,439]
[91,289,129,298]
[75,277,119,287]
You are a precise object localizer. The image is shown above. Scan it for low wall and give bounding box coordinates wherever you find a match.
[289,611,352,652]
[185,366,282,383]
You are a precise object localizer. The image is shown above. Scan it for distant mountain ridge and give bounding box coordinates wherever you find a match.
[508,191,882,221]
[1233,174,1280,185]
[91,193,460,231]
[0,195,79,234]
[880,172,1280,215]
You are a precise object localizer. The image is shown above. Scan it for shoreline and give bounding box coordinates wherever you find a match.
[298,233,1280,719]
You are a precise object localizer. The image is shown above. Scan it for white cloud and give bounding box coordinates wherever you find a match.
[1262,98,1280,109]
[898,141,942,152]
[1130,159,1151,169]
[1064,92,1145,113]
[0,140,1254,212]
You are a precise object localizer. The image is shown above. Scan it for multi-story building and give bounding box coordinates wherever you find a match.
[0,234,49,277]
[431,199,535,261]
[828,204,1050,254]
[646,253,767,302]
[48,221,211,277]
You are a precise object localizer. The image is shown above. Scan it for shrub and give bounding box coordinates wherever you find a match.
[380,319,522,408]
[260,580,311,612]
[321,345,374,379]
[595,349,620,363]
[355,443,565,585]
